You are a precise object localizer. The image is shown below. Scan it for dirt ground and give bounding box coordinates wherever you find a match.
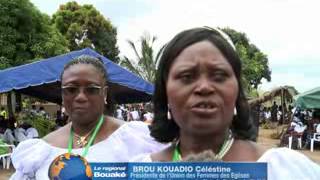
[0,128,319,179]
[257,127,320,163]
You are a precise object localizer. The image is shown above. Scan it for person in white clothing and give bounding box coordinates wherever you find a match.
[115,105,123,120]
[3,128,16,144]
[13,126,28,143]
[316,123,320,133]
[10,55,166,180]
[24,124,39,139]
[129,107,140,121]
[143,103,154,125]
[131,27,320,180]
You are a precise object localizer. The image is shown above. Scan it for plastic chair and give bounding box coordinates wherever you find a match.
[0,144,15,169]
[310,133,320,152]
[288,136,302,149]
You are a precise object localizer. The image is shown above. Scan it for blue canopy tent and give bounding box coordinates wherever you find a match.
[0,48,154,104]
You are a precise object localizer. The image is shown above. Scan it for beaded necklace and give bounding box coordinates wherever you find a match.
[172,131,234,161]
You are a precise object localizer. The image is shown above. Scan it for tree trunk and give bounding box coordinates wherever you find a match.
[16,92,22,112]
[7,92,13,118]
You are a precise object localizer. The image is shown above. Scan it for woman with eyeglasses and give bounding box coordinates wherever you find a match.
[10,55,166,180]
[132,27,320,179]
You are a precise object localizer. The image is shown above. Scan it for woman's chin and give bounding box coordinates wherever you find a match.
[70,114,90,122]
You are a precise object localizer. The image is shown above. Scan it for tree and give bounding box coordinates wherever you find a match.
[120,33,165,83]
[221,28,271,92]
[0,0,69,68]
[0,0,68,117]
[52,1,120,63]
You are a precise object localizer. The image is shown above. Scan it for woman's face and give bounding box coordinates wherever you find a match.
[166,40,239,136]
[62,64,106,124]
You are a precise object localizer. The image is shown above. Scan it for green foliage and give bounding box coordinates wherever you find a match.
[0,139,10,154]
[0,0,69,69]
[52,1,120,63]
[120,33,165,83]
[18,112,55,138]
[222,28,271,92]
[30,115,55,137]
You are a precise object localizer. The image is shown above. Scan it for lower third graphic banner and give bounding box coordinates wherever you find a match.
[90,162,267,179]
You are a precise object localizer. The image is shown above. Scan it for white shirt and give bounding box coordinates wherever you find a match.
[265,111,271,119]
[26,127,39,139]
[130,110,140,121]
[316,124,320,133]
[3,129,16,144]
[290,121,307,133]
[14,128,28,143]
[143,112,153,121]
[116,108,123,119]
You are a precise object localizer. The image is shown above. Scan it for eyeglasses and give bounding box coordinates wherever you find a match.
[61,85,105,97]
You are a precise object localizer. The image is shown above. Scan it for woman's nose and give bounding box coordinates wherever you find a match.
[74,88,89,102]
[194,77,215,95]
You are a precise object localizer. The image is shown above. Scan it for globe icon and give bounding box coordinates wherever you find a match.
[48,153,93,180]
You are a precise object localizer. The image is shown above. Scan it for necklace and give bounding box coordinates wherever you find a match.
[48,115,105,179]
[73,128,95,147]
[172,131,234,161]
[69,115,104,156]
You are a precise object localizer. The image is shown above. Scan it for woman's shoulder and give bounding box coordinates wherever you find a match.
[258,147,320,179]
[42,124,69,147]
[226,140,265,161]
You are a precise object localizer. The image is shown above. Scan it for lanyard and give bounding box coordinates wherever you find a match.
[172,143,182,161]
[68,115,104,157]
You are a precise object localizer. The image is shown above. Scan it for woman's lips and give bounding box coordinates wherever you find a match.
[190,106,218,117]
[73,107,88,112]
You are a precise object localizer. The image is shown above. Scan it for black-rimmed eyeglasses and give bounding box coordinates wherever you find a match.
[61,85,105,96]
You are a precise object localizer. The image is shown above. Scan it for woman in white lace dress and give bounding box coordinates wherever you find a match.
[132,27,320,180]
[10,55,165,180]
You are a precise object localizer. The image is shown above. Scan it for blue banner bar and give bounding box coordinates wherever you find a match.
[90,162,267,179]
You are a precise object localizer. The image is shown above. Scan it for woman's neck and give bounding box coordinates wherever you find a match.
[178,130,229,158]
[71,115,103,136]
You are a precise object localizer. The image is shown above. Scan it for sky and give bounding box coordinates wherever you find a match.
[30,0,320,93]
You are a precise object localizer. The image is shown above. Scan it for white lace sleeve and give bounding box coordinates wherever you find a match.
[258,147,320,180]
[111,121,168,161]
[130,153,153,162]
[10,139,52,180]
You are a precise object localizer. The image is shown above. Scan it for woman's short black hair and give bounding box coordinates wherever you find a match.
[60,55,108,84]
[150,27,257,143]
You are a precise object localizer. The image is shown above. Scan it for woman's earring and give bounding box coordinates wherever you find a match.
[104,98,108,104]
[167,104,172,120]
[167,110,172,120]
[234,107,237,116]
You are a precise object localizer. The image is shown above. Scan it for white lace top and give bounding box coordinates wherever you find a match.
[10,121,167,180]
